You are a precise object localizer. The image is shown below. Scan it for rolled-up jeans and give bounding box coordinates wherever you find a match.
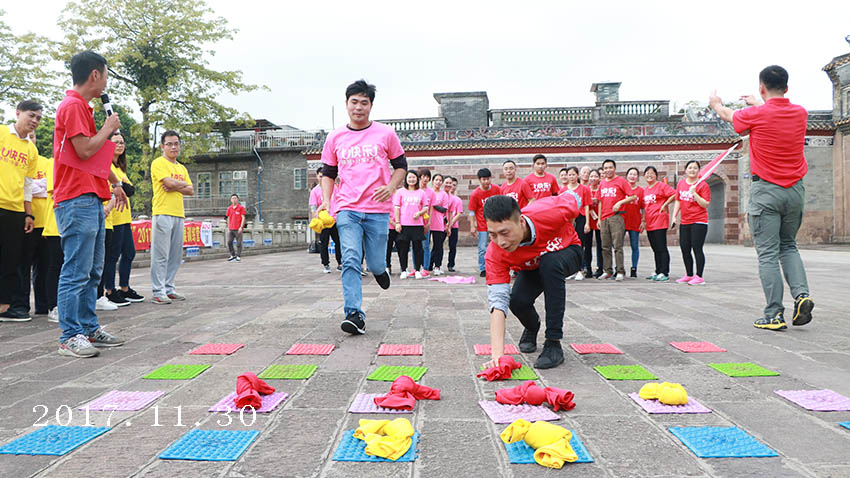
[336,210,388,317]
[54,193,104,342]
[477,231,489,273]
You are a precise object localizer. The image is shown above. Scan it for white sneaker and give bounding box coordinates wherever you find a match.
[322,265,331,274]
[399,270,408,280]
[433,267,443,276]
[96,296,119,311]
[615,273,625,281]
[598,272,612,280]
[47,307,59,322]
[566,273,577,280]
[574,271,585,281]
[414,270,423,279]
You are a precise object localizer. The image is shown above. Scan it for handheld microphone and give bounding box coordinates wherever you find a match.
[101,94,119,134]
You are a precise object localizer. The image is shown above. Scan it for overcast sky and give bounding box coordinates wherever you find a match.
[5,0,849,130]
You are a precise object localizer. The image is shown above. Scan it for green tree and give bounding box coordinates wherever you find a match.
[57,0,265,209]
[92,104,147,212]
[0,10,62,118]
[33,116,55,157]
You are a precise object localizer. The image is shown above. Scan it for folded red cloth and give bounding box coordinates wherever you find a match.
[543,386,576,411]
[234,372,276,409]
[495,380,546,405]
[477,356,522,381]
[374,375,442,410]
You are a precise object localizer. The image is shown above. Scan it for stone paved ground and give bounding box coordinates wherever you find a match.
[1,245,849,478]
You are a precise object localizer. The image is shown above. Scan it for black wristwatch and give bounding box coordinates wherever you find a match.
[25,214,35,220]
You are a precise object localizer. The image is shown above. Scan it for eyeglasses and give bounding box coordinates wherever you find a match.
[164,142,180,147]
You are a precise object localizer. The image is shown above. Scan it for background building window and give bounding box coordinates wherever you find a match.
[294,168,307,190]
[197,172,211,198]
[219,170,248,197]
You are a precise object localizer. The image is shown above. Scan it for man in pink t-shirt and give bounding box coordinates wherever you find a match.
[524,154,560,200]
[319,80,407,335]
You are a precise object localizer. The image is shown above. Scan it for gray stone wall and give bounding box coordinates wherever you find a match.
[433,92,489,128]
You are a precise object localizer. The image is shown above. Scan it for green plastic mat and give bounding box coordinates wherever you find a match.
[143,364,210,380]
[708,362,779,377]
[478,364,539,380]
[594,365,658,380]
[257,364,318,380]
[367,366,428,381]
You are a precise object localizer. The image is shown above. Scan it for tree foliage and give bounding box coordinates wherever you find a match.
[0,10,63,118]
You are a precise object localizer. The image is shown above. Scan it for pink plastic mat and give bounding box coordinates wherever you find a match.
[285,343,335,355]
[208,391,289,413]
[628,393,712,414]
[189,343,245,355]
[669,341,726,353]
[348,393,413,414]
[570,343,623,354]
[79,390,164,411]
[377,344,423,356]
[428,276,476,284]
[774,389,850,411]
[474,344,520,355]
[478,400,560,424]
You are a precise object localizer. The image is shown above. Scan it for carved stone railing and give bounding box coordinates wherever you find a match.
[490,107,594,126]
[599,101,669,120]
[380,117,447,131]
[206,130,324,153]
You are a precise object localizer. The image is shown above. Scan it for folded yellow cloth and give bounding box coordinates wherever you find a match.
[500,419,578,469]
[309,217,324,234]
[318,210,336,227]
[639,382,689,405]
[354,418,414,461]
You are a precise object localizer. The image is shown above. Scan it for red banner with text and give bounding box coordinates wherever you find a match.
[131,220,212,251]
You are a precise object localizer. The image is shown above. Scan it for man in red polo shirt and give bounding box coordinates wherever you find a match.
[710,65,813,331]
[597,159,636,281]
[481,193,583,370]
[225,193,247,262]
[524,154,560,199]
[53,50,128,357]
[469,168,501,277]
[500,160,534,208]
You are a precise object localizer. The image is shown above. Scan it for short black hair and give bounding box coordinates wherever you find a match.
[502,159,517,167]
[418,168,431,180]
[483,195,521,223]
[558,167,569,175]
[626,167,639,176]
[345,79,376,102]
[161,130,180,144]
[532,154,547,164]
[70,50,107,86]
[644,165,658,175]
[432,173,443,181]
[602,159,616,168]
[759,65,788,92]
[405,169,420,190]
[16,100,42,112]
[231,193,239,199]
[566,166,579,175]
[477,168,492,179]
[684,160,701,171]
[316,166,323,175]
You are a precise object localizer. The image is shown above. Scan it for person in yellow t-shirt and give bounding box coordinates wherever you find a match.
[95,137,120,311]
[0,100,41,322]
[14,130,52,317]
[41,157,62,322]
[149,130,193,304]
[102,132,144,306]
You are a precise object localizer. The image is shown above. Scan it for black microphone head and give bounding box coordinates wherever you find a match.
[100,93,111,104]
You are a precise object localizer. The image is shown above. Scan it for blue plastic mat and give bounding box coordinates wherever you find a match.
[332,430,419,462]
[0,425,109,456]
[504,430,593,464]
[669,426,777,458]
[840,421,850,431]
[158,429,259,461]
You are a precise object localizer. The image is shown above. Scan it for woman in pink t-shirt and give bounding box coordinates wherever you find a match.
[428,174,450,275]
[642,166,676,282]
[393,170,428,279]
[671,160,711,285]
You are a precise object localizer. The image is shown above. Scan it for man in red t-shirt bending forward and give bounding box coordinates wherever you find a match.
[482,193,583,370]
[710,65,813,331]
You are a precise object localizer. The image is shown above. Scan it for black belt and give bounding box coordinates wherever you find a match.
[752,175,761,182]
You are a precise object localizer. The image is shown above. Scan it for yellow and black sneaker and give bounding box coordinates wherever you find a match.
[792,294,814,326]
[754,314,787,331]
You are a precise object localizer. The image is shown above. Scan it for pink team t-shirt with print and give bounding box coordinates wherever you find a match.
[450,195,463,229]
[430,190,449,231]
[321,121,405,214]
[308,185,322,207]
[393,188,426,226]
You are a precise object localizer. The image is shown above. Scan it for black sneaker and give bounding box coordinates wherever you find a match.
[106,290,130,307]
[341,311,366,335]
[792,294,814,326]
[753,313,787,331]
[480,270,486,278]
[447,267,456,272]
[630,267,637,278]
[534,340,564,369]
[122,288,145,302]
[374,270,391,290]
[0,310,32,322]
[519,326,539,353]
[593,269,603,278]
[337,264,342,271]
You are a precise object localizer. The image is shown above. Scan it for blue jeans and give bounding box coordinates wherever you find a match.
[421,236,431,271]
[477,231,489,272]
[336,210,389,317]
[54,194,104,342]
[627,229,640,270]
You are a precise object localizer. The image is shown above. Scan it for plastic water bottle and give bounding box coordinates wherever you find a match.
[328,238,335,255]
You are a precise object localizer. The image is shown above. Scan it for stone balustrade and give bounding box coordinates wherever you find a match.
[490,107,594,126]
[381,117,447,131]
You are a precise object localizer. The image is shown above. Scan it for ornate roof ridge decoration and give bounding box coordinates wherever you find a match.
[836,117,850,127]
[823,51,850,72]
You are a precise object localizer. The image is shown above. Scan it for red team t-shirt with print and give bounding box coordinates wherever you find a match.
[469,184,502,232]
[623,185,644,231]
[485,194,581,285]
[524,173,560,200]
[559,184,591,216]
[642,182,675,231]
[676,179,710,225]
[598,175,633,221]
[500,178,534,208]
[588,187,601,230]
